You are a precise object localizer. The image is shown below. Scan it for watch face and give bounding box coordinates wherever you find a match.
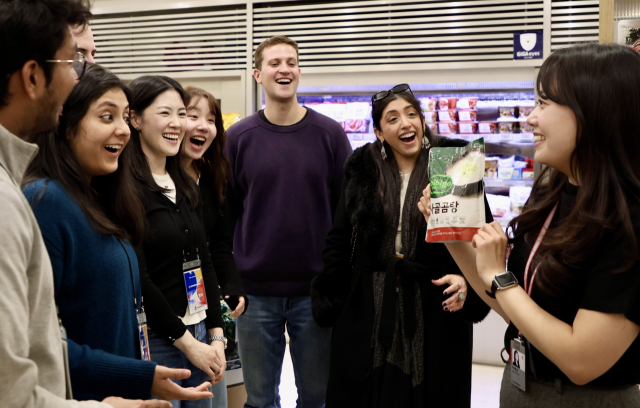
[495,272,517,287]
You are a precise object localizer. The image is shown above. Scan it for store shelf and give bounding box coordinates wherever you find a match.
[485,178,533,188]
[438,133,534,144]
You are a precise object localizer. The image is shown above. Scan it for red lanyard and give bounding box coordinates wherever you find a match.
[523,202,559,296]
[517,202,559,338]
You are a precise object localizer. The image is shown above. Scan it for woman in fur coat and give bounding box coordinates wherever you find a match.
[311,85,491,408]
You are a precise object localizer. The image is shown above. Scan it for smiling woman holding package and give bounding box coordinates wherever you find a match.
[312,84,491,407]
[419,44,640,406]
[128,76,226,408]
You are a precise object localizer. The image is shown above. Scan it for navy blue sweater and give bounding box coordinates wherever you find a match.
[225,109,352,296]
[23,179,157,401]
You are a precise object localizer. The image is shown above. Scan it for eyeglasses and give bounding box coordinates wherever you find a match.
[371,84,414,104]
[46,51,87,80]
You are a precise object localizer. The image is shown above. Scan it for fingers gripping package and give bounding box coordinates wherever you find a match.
[426,138,486,243]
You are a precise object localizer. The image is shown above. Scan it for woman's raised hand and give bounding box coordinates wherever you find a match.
[417,184,431,224]
[432,274,468,312]
[471,221,509,288]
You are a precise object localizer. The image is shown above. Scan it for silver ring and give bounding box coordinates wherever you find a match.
[458,292,466,302]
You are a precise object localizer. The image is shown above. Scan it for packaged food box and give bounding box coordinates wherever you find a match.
[458,122,478,134]
[343,119,370,133]
[478,122,497,134]
[426,138,485,242]
[499,122,516,134]
[499,106,516,118]
[509,186,532,216]
[498,167,514,180]
[424,111,438,124]
[438,110,455,122]
[437,122,458,135]
[485,158,499,179]
[438,98,450,110]
[520,122,534,133]
[420,97,436,112]
[447,97,457,110]
[486,194,511,218]
[518,106,535,118]
[457,97,478,110]
[458,110,478,122]
[429,123,439,134]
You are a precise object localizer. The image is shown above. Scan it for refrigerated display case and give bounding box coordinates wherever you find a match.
[290,85,537,230]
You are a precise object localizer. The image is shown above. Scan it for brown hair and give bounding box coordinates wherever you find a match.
[509,43,640,296]
[184,86,230,206]
[254,35,299,70]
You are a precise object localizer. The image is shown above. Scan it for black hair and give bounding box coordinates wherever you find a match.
[369,90,432,236]
[510,43,640,295]
[24,64,146,246]
[0,0,92,106]
[128,75,199,207]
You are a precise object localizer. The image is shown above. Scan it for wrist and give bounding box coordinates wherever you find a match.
[172,329,195,353]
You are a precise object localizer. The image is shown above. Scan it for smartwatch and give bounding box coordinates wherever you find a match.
[209,335,228,349]
[486,271,518,299]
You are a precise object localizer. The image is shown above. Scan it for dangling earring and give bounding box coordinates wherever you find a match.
[380,139,387,160]
[422,135,430,150]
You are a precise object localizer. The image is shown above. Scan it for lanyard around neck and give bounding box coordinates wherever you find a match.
[523,202,560,297]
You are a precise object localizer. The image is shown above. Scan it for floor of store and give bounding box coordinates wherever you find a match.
[277,345,504,407]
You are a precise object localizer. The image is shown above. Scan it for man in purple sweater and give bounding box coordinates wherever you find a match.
[225,36,352,408]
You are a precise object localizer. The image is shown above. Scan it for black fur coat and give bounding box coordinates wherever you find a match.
[311,137,492,408]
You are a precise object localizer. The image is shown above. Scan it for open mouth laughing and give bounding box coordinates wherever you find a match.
[399,132,416,144]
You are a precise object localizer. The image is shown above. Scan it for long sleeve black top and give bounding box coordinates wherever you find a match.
[137,187,223,342]
[198,172,247,312]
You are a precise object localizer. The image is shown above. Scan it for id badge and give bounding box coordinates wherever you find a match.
[183,259,208,315]
[137,311,151,361]
[510,338,526,391]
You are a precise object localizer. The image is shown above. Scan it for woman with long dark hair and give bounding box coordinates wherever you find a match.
[180,86,247,407]
[22,64,212,404]
[128,76,226,408]
[311,85,491,407]
[419,44,640,406]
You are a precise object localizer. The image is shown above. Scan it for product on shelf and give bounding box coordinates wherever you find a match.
[520,122,534,133]
[438,122,457,134]
[509,186,532,216]
[499,122,516,134]
[498,167,514,179]
[222,113,242,130]
[458,122,478,134]
[486,194,511,218]
[438,110,457,122]
[420,97,436,111]
[518,106,535,118]
[523,170,534,180]
[485,157,499,179]
[438,97,458,110]
[478,122,498,134]
[457,110,478,122]
[426,138,485,242]
[457,97,478,109]
[425,111,438,124]
[343,119,370,133]
[499,106,516,118]
[429,123,438,134]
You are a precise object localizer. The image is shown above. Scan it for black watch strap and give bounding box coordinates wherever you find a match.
[485,280,498,299]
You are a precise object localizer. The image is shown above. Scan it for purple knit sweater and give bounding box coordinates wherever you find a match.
[225,109,352,297]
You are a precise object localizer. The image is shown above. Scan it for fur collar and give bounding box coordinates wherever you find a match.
[343,136,470,244]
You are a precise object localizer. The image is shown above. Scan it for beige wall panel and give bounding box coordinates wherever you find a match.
[299,67,537,89]
[600,0,615,43]
[177,77,245,115]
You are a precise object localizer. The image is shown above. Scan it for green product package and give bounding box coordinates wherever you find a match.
[426,138,485,242]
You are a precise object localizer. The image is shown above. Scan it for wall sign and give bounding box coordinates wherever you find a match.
[514,31,543,60]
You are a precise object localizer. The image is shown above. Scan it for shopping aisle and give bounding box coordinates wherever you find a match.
[278,344,503,407]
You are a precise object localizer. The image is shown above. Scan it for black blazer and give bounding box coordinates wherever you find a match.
[137,187,223,342]
[198,172,247,313]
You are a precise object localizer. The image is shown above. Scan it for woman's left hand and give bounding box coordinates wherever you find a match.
[471,221,509,288]
[432,274,468,312]
[209,340,227,383]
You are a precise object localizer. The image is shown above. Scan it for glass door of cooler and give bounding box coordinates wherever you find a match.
[295,89,536,230]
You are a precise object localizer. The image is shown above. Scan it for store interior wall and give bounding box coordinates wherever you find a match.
[176,77,245,115]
